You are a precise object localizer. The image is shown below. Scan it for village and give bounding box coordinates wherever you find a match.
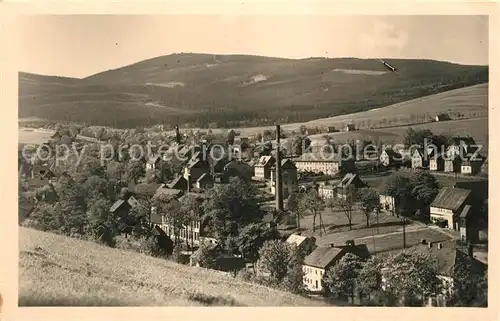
[18,119,488,307]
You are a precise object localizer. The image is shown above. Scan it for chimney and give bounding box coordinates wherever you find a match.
[175,125,181,144]
[275,125,283,211]
[468,244,473,257]
[428,242,432,248]
[437,243,443,249]
[345,240,355,247]
[329,243,335,248]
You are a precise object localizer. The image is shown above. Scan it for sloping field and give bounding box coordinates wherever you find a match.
[229,83,488,137]
[19,227,327,306]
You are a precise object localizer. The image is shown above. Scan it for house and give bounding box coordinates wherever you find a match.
[429,153,445,171]
[446,137,477,159]
[414,241,486,305]
[458,205,478,243]
[429,187,472,230]
[109,195,140,218]
[302,241,369,292]
[293,152,354,176]
[223,160,253,182]
[158,193,212,247]
[270,159,299,199]
[318,184,336,199]
[411,149,430,169]
[153,186,184,200]
[379,149,402,167]
[183,158,210,185]
[254,155,276,179]
[166,175,188,191]
[327,126,337,133]
[30,164,55,180]
[434,113,451,122]
[444,155,462,173]
[146,155,161,171]
[379,194,397,213]
[336,173,367,199]
[196,173,214,189]
[344,123,356,132]
[460,158,483,175]
[286,233,316,256]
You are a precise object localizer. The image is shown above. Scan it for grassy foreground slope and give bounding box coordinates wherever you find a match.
[19,227,327,307]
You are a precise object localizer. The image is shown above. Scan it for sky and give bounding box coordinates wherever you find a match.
[16,15,489,78]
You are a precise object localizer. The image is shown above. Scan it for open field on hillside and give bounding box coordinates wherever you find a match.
[214,83,488,136]
[18,128,54,145]
[19,227,328,306]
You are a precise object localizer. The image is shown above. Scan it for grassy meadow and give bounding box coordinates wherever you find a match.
[19,227,328,307]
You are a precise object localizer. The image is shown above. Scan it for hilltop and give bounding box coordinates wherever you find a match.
[19,227,328,306]
[19,53,488,128]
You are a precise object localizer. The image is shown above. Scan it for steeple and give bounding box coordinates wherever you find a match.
[175,125,181,144]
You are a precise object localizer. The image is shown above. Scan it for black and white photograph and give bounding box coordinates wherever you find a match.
[13,12,491,309]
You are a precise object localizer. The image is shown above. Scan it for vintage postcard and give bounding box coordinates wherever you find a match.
[0,1,498,321]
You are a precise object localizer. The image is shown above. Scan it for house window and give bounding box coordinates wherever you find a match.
[315,270,318,275]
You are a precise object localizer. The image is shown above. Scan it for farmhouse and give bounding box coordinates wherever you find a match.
[302,241,369,292]
[254,155,276,179]
[429,187,472,230]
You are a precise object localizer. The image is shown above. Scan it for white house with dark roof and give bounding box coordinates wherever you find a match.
[430,187,472,230]
[302,241,369,292]
[254,155,276,179]
[286,233,316,256]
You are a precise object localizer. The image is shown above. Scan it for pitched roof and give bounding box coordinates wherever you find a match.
[415,242,486,277]
[154,187,183,199]
[450,137,476,146]
[459,205,472,218]
[294,152,339,163]
[271,159,297,169]
[167,176,187,189]
[110,199,125,213]
[286,234,308,247]
[337,173,365,188]
[197,173,212,183]
[430,187,471,211]
[382,149,401,158]
[304,247,344,269]
[255,155,275,167]
[147,155,161,165]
